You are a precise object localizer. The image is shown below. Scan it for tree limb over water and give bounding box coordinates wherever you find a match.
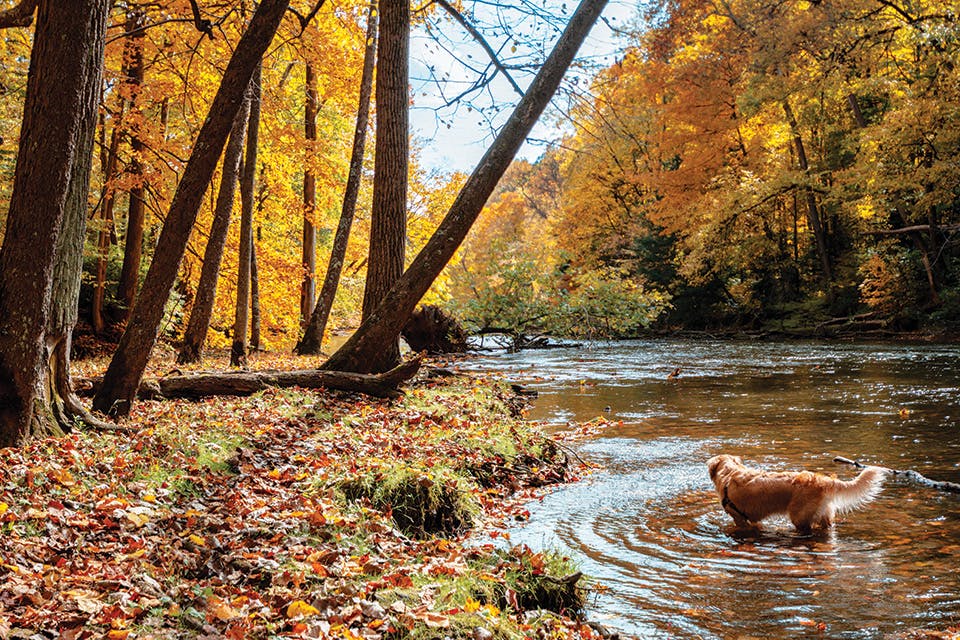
[835,455,960,494]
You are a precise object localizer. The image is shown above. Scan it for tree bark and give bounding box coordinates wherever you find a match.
[322,0,609,373]
[361,0,409,371]
[117,7,148,321]
[231,63,262,368]
[300,62,319,332]
[251,223,262,350]
[92,113,123,334]
[296,0,378,355]
[93,0,290,418]
[782,100,832,284]
[178,95,251,364]
[0,0,108,446]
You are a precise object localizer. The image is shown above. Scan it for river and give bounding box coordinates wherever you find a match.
[461,339,960,639]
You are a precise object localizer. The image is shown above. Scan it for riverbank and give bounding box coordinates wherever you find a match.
[0,353,601,639]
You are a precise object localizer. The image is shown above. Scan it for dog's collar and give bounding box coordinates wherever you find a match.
[722,486,751,522]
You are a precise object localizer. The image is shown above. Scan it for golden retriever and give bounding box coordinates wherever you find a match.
[707,454,887,533]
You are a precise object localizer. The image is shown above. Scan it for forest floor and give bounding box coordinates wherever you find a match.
[0,349,607,639]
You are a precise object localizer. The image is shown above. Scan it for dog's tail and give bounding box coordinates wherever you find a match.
[829,466,888,513]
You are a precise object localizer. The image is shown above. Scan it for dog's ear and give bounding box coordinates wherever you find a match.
[707,456,722,481]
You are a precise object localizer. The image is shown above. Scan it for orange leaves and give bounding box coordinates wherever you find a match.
[286,599,320,618]
[0,367,587,638]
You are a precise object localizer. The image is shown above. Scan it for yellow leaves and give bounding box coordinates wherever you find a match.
[286,599,320,618]
[124,509,151,528]
[48,467,76,487]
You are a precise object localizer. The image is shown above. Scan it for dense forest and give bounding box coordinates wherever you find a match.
[450,0,960,339]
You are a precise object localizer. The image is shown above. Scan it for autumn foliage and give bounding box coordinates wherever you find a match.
[454,0,960,336]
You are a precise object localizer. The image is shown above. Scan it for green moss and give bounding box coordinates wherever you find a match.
[339,464,479,537]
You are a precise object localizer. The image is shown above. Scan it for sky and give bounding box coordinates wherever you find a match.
[407,0,640,174]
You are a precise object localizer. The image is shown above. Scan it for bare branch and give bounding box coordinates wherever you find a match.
[431,0,524,97]
[288,0,327,34]
[867,224,960,236]
[188,0,215,39]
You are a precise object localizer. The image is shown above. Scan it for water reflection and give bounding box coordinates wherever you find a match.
[461,340,960,639]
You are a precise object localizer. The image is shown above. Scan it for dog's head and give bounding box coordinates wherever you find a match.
[707,454,742,482]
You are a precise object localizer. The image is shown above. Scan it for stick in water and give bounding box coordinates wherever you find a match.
[834,456,960,494]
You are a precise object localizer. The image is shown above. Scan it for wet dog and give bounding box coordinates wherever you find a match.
[707,454,887,533]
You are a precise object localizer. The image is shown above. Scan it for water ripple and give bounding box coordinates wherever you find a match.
[469,340,960,639]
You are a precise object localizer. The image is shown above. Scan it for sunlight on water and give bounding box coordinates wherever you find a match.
[462,340,960,639]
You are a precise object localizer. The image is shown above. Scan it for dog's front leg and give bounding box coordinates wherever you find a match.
[721,487,754,528]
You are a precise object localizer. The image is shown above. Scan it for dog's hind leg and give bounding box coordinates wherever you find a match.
[812,504,835,530]
[787,498,822,534]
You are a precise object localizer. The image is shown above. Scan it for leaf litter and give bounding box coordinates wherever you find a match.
[0,358,606,639]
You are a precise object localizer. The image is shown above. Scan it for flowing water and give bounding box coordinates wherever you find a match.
[462,340,960,639]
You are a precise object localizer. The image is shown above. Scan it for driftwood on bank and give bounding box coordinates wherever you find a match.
[77,356,423,401]
[834,455,960,494]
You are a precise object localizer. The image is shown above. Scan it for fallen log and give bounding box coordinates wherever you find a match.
[834,455,960,494]
[77,355,423,401]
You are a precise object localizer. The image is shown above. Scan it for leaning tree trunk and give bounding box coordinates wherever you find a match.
[296,0,378,355]
[0,0,108,447]
[231,62,262,368]
[322,0,609,373]
[93,0,290,418]
[360,0,409,372]
[178,94,251,364]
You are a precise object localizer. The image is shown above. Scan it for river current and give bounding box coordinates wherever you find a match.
[461,339,960,639]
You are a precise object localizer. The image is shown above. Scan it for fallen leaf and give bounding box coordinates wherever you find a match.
[286,600,319,618]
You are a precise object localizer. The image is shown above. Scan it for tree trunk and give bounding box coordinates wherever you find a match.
[117,7,148,321]
[360,0,409,371]
[0,0,108,446]
[93,0,290,418]
[231,63,262,368]
[178,95,251,364]
[300,62,318,332]
[251,224,262,351]
[782,100,832,284]
[92,113,124,334]
[80,356,422,401]
[47,8,117,436]
[321,0,609,373]
[296,0,378,355]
